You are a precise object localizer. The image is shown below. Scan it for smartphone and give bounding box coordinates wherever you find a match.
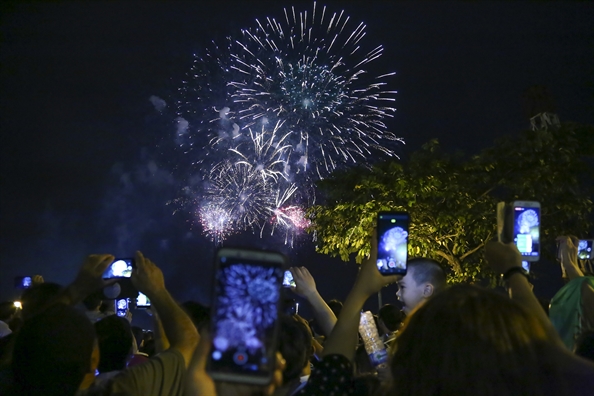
[136,292,151,309]
[208,247,286,385]
[377,212,410,275]
[521,260,530,274]
[103,258,135,279]
[14,276,33,289]
[578,239,593,260]
[512,201,540,262]
[115,298,129,317]
[282,270,296,288]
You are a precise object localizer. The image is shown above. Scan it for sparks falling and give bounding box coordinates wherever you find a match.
[172,2,402,242]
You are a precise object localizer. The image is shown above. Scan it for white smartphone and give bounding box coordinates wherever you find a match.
[207,247,286,385]
[512,201,540,262]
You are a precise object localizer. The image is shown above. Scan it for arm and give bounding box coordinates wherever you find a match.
[322,244,398,361]
[557,236,584,280]
[290,266,337,336]
[485,241,564,347]
[131,251,198,367]
[27,255,114,318]
[151,310,171,353]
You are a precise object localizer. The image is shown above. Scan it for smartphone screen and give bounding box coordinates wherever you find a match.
[115,298,129,317]
[208,248,285,385]
[103,258,134,279]
[377,212,409,275]
[14,276,33,289]
[578,239,593,260]
[136,292,151,308]
[521,260,530,274]
[282,270,296,288]
[512,202,540,261]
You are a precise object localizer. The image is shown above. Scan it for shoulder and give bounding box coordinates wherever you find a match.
[107,349,186,396]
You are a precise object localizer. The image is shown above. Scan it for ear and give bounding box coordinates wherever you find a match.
[423,283,434,298]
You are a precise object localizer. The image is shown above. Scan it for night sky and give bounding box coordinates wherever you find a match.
[1,1,593,313]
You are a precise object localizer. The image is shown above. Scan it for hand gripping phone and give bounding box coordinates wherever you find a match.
[102,258,135,279]
[208,247,286,385]
[377,212,410,276]
[498,201,541,262]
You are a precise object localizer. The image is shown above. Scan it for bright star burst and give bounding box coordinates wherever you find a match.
[172,2,402,243]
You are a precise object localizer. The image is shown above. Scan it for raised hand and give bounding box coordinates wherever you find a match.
[131,251,166,298]
[289,266,318,298]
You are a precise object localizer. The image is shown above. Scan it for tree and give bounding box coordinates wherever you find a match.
[308,123,593,283]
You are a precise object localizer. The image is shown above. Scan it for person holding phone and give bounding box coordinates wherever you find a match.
[549,236,594,351]
[395,258,447,315]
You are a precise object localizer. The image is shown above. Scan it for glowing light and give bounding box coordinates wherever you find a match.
[170,3,402,242]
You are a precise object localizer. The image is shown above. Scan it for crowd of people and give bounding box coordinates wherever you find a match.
[0,235,592,395]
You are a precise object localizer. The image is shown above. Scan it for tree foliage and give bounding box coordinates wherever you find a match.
[308,123,593,283]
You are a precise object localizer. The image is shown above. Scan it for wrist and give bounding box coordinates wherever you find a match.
[502,267,529,282]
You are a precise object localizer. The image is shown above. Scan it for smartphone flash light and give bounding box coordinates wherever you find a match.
[14,301,22,309]
[391,219,396,223]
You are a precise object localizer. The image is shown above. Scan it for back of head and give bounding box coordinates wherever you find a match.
[407,258,446,292]
[94,314,133,373]
[0,301,17,322]
[277,314,313,384]
[390,285,553,396]
[378,304,404,332]
[327,299,343,317]
[82,294,103,311]
[181,300,210,331]
[20,283,64,320]
[12,304,96,396]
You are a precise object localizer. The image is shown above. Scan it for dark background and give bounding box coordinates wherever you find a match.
[1,1,593,321]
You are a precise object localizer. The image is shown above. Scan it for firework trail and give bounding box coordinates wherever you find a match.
[173,2,402,241]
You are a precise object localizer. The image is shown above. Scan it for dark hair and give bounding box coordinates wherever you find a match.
[0,301,17,322]
[277,314,313,384]
[20,283,64,320]
[181,300,210,331]
[12,304,96,396]
[575,330,594,362]
[407,258,446,292]
[95,315,133,373]
[82,294,103,311]
[327,299,343,317]
[378,304,404,332]
[389,285,559,396]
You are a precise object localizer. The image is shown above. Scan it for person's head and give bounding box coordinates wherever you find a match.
[574,330,594,362]
[327,299,343,318]
[0,301,17,322]
[181,300,210,334]
[396,258,446,314]
[94,314,133,373]
[378,303,404,333]
[12,304,98,396]
[20,282,64,320]
[277,314,313,385]
[82,294,103,312]
[389,285,554,396]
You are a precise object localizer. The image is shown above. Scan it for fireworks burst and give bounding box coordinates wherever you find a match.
[171,2,402,242]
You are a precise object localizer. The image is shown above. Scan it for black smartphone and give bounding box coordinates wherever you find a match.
[377,212,410,276]
[103,258,135,279]
[115,298,129,317]
[578,239,593,260]
[136,292,151,309]
[14,276,33,289]
[282,270,296,288]
[512,201,540,262]
[208,247,286,385]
